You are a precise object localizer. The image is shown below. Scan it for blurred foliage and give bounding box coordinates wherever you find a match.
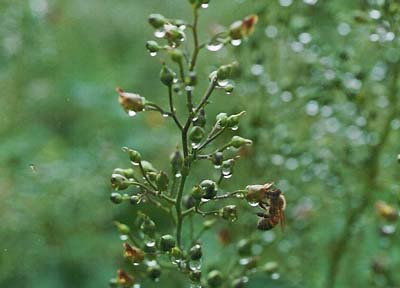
[1,0,400,287]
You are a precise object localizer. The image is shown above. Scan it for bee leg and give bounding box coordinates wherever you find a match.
[259,201,269,210]
[256,212,269,218]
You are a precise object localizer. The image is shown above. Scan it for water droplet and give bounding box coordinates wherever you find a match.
[201,198,210,203]
[201,3,209,8]
[146,259,157,267]
[29,164,37,173]
[206,42,223,52]
[131,161,140,166]
[175,172,182,178]
[162,113,169,118]
[120,235,128,241]
[239,258,251,265]
[128,110,137,117]
[132,261,140,266]
[150,52,157,57]
[271,273,280,280]
[248,201,259,207]
[217,79,229,87]
[121,146,129,152]
[231,39,242,46]
[154,29,165,38]
[231,125,238,131]
[214,164,221,169]
[189,259,202,269]
[222,167,232,178]
[185,85,194,91]
[133,284,141,288]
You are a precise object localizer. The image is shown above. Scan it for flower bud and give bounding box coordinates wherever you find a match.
[123,242,145,264]
[143,242,157,254]
[169,49,184,63]
[159,234,176,252]
[148,13,167,29]
[146,40,160,54]
[212,152,223,167]
[128,149,142,164]
[170,148,183,176]
[170,246,182,259]
[216,113,228,127]
[245,184,267,203]
[193,108,206,127]
[229,15,258,39]
[140,160,157,173]
[191,185,203,201]
[110,192,123,204]
[189,126,205,145]
[111,173,130,191]
[117,269,134,287]
[116,88,145,115]
[160,65,175,86]
[156,171,169,192]
[186,71,198,87]
[164,24,185,46]
[207,270,223,287]
[139,214,156,237]
[220,205,237,222]
[230,136,253,149]
[200,180,217,199]
[114,221,130,234]
[147,265,161,281]
[376,201,398,222]
[189,270,202,282]
[113,168,135,179]
[130,195,140,205]
[189,244,202,260]
[216,63,237,80]
[226,111,246,128]
[237,239,252,257]
[147,172,157,182]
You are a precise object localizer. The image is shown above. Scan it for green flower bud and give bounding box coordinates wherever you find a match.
[169,49,184,63]
[185,71,197,87]
[229,15,258,39]
[193,108,206,127]
[212,152,223,167]
[130,195,140,205]
[111,174,129,191]
[170,246,182,259]
[160,65,175,86]
[113,168,135,179]
[128,149,142,164]
[207,270,223,287]
[140,160,157,173]
[170,149,183,176]
[217,62,238,80]
[116,87,145,115]
[156,171,169,192]
[220,205,237,222]
[110,192,123,204]
[191,185,203,201]
[263,261,279,273]
[229,20,243,40]
[146,40,160,55]
[230,136,253,149]
[164,24,185,46]
[114,221,130,234]
[237,239,252,257]
[148,13,167,29]
[200,180,217,199]
[189,244,202,260]
[147,265,161,281]
[216,113,228,127]
[226,111,246,128]
[159,234,176,252]
[140,217,156,237]
[189,269,202,282]
[147,172,157,182]
[189,126,205,145]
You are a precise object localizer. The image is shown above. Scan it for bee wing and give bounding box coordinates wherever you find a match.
[279,209,286,233]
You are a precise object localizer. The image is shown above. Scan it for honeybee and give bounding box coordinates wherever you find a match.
[246,183,286,232]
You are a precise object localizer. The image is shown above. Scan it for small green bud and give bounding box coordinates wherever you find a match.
[170,246,182,259]
[193,108,206,127]
[113,168,135,179]
[212,152,223,167]
[110,192,123,204]
[147,265,161,281]
[111,174,129,191]
[207,270,223,287]
[217,62,238,80]
[140,160,157,173]
[189,126,205,145]
[216,113,228,127]
[146,40,160,54]
[159,234,176,252]
[226,111,246,128]
[185,71,197,87]
[164,24,185,46]
[128,149,142,164]
[263,261,279,273]
[189,270,202,282]
[169,49,184,63]
[220,205,237,222]
[200,180,217,199]
[116,87,145,115]
[191,185,203,200]
[148,13,167,29]
[114,221,130,234]
[237,239,252,257]
[189,244,202,260]
[170,149,183,176]
[140,217,156,237]
[229,20,243,40]
[230,136,253,149]
[156,171,169,192]
[160,65,175,86]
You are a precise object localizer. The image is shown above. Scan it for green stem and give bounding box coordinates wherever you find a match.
[168,86,183,131]
[175,172,188,248]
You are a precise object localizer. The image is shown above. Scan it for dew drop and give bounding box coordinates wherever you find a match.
[120,235,128,241]
[154,29,165,38]
[231,125,238,131]
[162,113,169,118]
[248,201,259,207]
[29,164,37,173]
[214,165,221,169]
[201,3,209,8]
[239,257,252,265]
[189,260,202,270]
[217,79,229,87]
[130,161,140,166]
[185,85,194,92]
[175,172,182,178]
[146,259,157,267]
[150,52,157,57]
[128,110,137,117]
[201,198,210,203]
[231,39,242,46]
[206,42,223,52]
[121,146,129,152]
[271,273,280,280]
[132,261,140,266]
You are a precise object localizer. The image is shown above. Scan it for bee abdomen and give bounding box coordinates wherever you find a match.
[257,217,275,231]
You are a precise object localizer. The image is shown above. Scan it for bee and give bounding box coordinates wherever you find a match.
[246,183,286,232]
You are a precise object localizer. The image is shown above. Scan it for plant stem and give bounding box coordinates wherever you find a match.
[175,172,188,248]
[168,86,183,131]
[189,7,200,71]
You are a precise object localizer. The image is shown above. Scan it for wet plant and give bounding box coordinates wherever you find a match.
[108,1,284,287]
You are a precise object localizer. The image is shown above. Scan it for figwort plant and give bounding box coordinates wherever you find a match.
[108,1,283,287]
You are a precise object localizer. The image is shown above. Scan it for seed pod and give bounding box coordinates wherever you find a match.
[189,126,205,145]
[184,195,197,209]
[216,63,237,80]
[113,168,135,179]
[170,246,182,259]
[200,180,217,199]
[159,234,176,252]
[156,171,169,192]
[207,270,223,287]
[186,71,198,87]
[140,216,156,237]
[190,244,202,260]
[164,24,185,46]
[224,84,234,94]
[116,88,145,114]
[148,13,167,29]
[110,192,123,204]
[160,65,175,86]
[140,160,157,173]
[230,136,253,149]
[130,195,140,205]
[212,152,224,167]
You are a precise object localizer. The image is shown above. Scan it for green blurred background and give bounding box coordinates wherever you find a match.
[1,0,399,287]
